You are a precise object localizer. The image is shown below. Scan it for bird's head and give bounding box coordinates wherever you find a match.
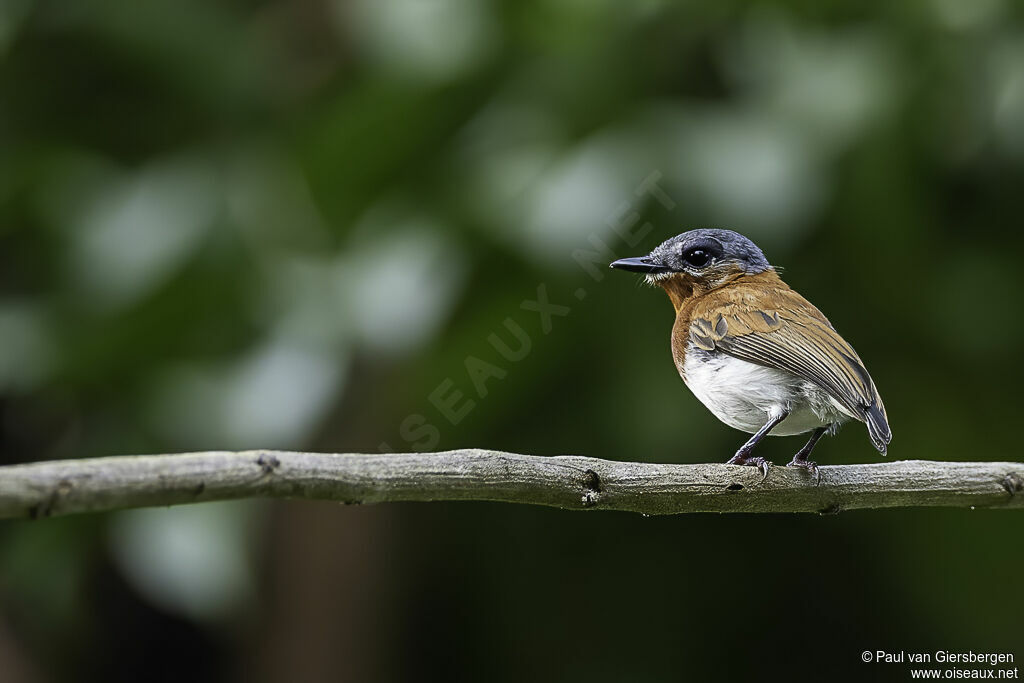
[610,229,773,301]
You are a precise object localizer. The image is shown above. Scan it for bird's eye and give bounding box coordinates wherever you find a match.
[682,248,711,268]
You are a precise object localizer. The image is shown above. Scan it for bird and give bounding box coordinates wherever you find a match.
[610,229,890,477]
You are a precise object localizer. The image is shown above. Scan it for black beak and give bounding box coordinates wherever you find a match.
[609,256,670,274]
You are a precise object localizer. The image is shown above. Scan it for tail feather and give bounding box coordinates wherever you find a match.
[862,402,891,456]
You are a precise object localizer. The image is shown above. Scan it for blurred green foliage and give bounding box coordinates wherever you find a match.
[2,0,1024,681]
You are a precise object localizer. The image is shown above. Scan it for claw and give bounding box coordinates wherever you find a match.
[787,457,820,486]
[749,456,772,482]
[727,454,773,482]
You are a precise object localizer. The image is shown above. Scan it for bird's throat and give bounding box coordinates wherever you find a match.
[658,275,697,313]
[656,268,785,313]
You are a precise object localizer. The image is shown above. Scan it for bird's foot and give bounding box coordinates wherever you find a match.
[726,454,773,482]
[786,456,820,485]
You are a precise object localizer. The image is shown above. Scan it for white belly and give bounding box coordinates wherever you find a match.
[681,349,852,436]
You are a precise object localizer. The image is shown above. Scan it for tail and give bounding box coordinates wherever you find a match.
[862,401,891,456]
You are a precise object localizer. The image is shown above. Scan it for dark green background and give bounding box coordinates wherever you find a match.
[1,0,1022,681]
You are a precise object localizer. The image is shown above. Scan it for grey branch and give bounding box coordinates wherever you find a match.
[0,450,1022,520]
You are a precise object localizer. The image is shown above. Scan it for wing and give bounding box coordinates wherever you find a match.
[689,285,892,454]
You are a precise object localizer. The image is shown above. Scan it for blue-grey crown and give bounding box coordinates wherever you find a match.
[651,229,771,274]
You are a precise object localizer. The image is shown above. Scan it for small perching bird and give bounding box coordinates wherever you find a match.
[611,229,891,476]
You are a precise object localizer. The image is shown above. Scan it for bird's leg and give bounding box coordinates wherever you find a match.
[787,427,827,483]
[727,410,790,479]
[788,427,826,469]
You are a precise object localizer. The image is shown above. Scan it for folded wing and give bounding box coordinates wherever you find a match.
[689,286,892,454]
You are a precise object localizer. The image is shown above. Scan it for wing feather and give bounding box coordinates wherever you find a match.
[690,286,891,453]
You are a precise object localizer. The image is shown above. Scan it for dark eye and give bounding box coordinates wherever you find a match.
[682,248,711,268]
